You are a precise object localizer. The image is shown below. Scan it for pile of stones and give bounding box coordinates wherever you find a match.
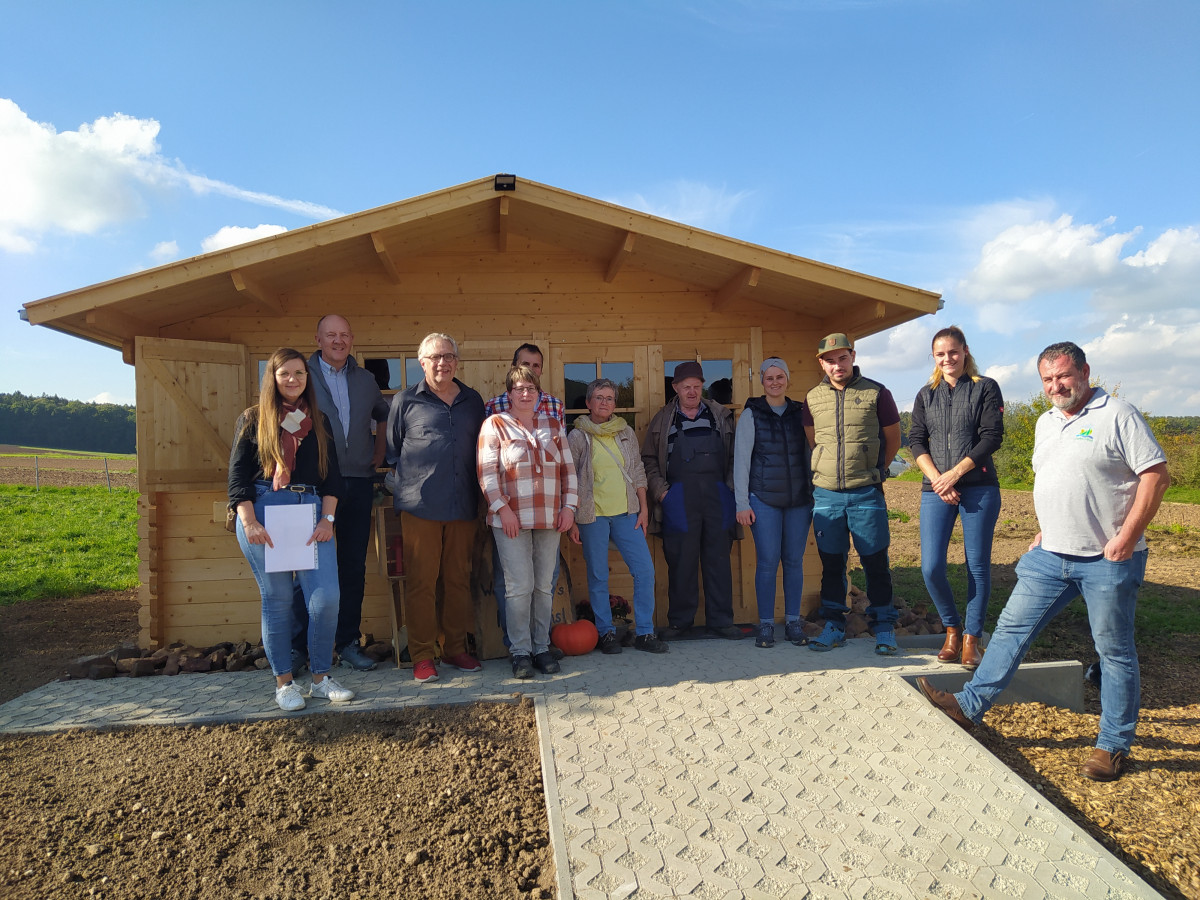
[64,638,394,681]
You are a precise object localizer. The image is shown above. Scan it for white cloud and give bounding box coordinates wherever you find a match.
[150,240,179,263]
[982,362,1020,389]
[0,98,342,253]
[89,391,133,406]
[959,214,1137,302]
[855,319,937,372]
[605,180,755,233]
[201,225,288,253]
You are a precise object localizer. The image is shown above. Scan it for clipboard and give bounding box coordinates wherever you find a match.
[264,504,319,572]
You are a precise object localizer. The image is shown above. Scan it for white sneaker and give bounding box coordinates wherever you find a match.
[275,681,306,711]
[309,675,354,702]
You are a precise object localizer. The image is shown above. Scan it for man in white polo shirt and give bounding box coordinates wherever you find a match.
[918,341,1169,782]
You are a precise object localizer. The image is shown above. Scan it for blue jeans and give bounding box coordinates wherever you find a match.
[578,513,657,636]
[236,483,340,678]
[919,485,1000,636]
[748,494,812,621]
[493,527,560,657]
[956,545,1146,753]
[812,486,895,629]
[493,539,562,648]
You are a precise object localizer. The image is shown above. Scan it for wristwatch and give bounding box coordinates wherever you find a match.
[323,514,335,524]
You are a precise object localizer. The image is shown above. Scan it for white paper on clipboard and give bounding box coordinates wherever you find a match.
[264,504,318,572]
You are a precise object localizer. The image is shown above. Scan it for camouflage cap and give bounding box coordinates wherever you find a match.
[815,333,853,359]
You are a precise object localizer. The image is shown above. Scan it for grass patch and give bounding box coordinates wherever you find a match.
[887,508,910,523]
[0,485,138,604]
[1163,485,1200,504]
[997,478,1033,492]
[893,468,924,483]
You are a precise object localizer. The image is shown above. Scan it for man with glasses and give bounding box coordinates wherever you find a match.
[484,343,566,653]
[386,333,486,683]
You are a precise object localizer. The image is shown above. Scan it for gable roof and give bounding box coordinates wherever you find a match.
[21,175,940,348]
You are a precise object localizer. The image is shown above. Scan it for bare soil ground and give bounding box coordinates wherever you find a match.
[0,445,137,490]
[1,455,1198,898]
[884,480,1200,900]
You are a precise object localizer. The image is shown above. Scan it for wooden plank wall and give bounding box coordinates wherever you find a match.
[142,232,839,645]
[144,491,394,649]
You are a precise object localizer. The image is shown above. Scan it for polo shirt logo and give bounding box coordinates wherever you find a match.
[1076,428,1094,441]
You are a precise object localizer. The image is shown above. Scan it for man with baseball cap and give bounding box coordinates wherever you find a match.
[643,361,741,640]
[803,333,902,654]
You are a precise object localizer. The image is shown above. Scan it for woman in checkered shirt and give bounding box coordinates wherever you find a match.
[478,364,579,679]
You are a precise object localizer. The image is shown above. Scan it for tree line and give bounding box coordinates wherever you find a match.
[0,393,136,454]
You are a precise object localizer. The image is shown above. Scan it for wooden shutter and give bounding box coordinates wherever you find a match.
[135,337,248,492]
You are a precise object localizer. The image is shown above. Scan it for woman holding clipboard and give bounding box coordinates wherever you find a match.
[228,347,355,711]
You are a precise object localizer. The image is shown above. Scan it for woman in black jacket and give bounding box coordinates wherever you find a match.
[908,327,1003,668]
[229,347,353,711]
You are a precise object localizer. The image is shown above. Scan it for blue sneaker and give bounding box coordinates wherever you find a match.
[754,623,775,648]
[784,621,808,645]
[808,622,845,651]
[874,630,898,656]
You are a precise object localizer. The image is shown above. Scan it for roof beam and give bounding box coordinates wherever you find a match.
[713,266,760,312]
[604,231,637,283]
[831,299,889,337]
[370,232,402,283]
[84,308,157,342]
[230,270,283,316]
[497,195,510,252]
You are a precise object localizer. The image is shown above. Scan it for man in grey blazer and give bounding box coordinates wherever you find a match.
[293,314,389,671]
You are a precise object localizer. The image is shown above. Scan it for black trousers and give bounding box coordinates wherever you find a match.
[293,476,375,652]
[661,479,734,628]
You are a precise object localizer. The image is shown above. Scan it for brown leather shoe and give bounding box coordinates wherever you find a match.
[916,676,974,731]
[937,627,962,663]
[1079,748,1126,781]
[960,634,983,669]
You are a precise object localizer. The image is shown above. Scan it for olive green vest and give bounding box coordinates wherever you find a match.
[806,369,886,491]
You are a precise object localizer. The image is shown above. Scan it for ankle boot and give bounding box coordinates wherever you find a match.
[960,634,983,669]
[937,627,961,663]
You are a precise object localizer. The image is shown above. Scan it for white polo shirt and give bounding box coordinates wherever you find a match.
[1032,389,1166,556]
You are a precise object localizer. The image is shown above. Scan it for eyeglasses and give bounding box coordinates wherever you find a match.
[422,354,458,364]
[591,396,617,405]
[510,385,539,396]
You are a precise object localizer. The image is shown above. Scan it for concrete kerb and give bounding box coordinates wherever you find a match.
[534,694,576,900]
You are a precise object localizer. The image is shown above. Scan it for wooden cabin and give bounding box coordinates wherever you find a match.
[22,175,940,655]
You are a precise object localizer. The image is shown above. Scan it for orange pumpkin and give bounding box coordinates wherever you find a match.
[551,619,599,656]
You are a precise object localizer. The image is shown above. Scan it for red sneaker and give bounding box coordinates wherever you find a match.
[413,659,439,683]
[442,652,482,673]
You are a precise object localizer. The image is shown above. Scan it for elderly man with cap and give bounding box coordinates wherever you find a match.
[734,357,814,648]
[642,361,741,640]
[803,333,902,655]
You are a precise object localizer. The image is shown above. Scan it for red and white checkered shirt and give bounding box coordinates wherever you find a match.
[484,391,565,422]
[478,411,578,530]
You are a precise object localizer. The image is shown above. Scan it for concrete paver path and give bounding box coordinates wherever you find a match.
[0,638,1161,899]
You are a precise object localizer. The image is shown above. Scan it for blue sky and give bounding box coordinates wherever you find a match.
[3,0,1198,414]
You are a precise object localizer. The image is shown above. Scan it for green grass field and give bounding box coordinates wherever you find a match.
[0,485,139,604]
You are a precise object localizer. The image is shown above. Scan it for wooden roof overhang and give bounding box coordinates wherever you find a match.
[21,175,941,357]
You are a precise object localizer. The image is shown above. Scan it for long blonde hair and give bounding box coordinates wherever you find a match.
[928,326,980,388]
[248,348,330,479]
